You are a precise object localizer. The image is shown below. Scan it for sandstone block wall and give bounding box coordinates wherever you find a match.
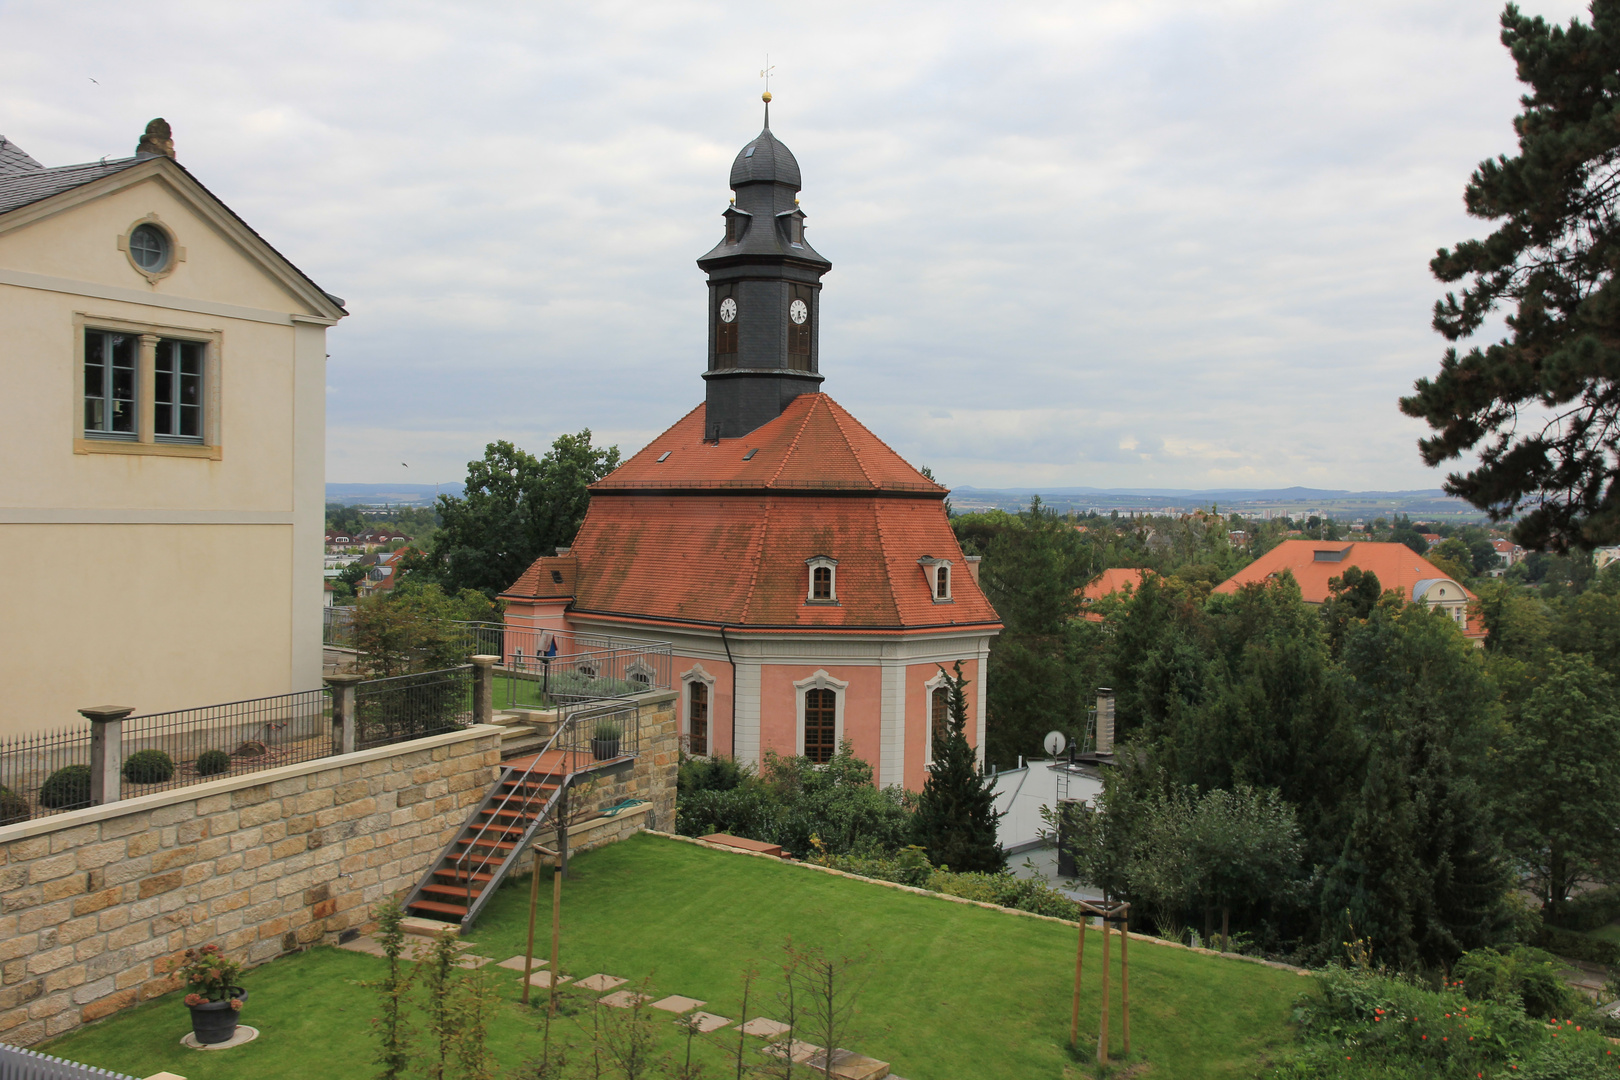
[562,692,677,848]
[0,725,502,1046]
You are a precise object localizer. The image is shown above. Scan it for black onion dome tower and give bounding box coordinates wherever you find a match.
[697,94,833,440]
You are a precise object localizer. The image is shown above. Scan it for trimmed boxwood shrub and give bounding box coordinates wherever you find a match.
[0,786,29,825]
[194,749,232,777]
[121,749,175,785]
[38,765,91,809]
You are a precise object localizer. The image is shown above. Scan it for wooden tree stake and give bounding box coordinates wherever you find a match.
[1121,916,1131,1055]
[521,845,542,1004]
[549,854,562,1018]
[1097,915,1111,1064]
[1069,916,1087,1048]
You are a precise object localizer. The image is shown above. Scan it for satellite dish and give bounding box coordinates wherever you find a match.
[1043,730,1067,757]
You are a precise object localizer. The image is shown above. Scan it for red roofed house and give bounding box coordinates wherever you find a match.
[1078,568,1155,622]
[1214,540,1484,642]
[501,103,1001,789]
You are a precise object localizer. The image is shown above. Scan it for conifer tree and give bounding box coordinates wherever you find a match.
[913,662,1004,872]
[1402,2,1620,550]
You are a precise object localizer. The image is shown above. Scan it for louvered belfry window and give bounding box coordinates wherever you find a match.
[788,284,813,362]
[804,688,837,764]
[689,682,709,756]
[715,285,738,365]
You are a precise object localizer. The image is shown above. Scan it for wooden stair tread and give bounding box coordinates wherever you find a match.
[407,899,468,917]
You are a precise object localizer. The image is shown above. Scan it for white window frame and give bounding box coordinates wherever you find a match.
[918,557,953,603]
[922,667,954,767]
[681,664,717,756]
[805,555,838,604]
[793,669,849,760]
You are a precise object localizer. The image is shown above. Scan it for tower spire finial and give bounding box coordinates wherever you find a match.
[760,56,774,127]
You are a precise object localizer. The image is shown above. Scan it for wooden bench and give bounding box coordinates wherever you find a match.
[700,833,783,858]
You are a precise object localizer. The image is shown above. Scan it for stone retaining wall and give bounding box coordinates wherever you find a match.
[0,725,503,1045]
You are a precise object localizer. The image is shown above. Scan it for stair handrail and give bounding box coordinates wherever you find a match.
[449,698,635,921]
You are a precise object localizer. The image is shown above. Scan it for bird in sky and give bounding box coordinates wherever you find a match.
[88,77,98,84]
[401,462,409,467]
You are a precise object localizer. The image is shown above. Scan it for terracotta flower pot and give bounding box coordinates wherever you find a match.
[187,987,247,1044]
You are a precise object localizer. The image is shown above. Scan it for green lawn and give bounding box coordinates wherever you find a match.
[1589,921,1620,946]
[42,834,1306,1079]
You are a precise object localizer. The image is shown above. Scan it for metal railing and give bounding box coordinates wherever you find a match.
[324,604,356,647]
[450,622,671,709]
[0,1043,137,1079]
[120,690,333,795]
[354,666,475,751]
[443,697,642,929]
[0,726,94,821]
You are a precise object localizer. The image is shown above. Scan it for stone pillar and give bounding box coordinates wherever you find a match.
[136,333,159,443]
[471,655,498,725]
[79,706,133,805]
[325,674,362,755]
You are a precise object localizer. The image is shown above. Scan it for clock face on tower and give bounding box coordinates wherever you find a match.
[789,299,808,325]
[719,298,737,323]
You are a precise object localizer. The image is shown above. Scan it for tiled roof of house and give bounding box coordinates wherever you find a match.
[507,395,997,633]
[1080,568,1153,603]
[591,395,947,495]
[1214,539,1484,637]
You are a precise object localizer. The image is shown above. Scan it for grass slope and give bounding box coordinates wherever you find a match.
[42,834,1304,1079]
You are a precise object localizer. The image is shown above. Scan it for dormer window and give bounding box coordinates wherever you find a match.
[919,557,953,602]
[805,555,838,603]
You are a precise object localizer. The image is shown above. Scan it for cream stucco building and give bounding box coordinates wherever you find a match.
[0,120,345,734]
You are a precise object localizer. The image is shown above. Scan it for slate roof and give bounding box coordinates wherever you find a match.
[506,394,1000,633]
[729,118,801,189]
[1214,539,1485,638]
[0,135,44,174]
[0,153,147,215]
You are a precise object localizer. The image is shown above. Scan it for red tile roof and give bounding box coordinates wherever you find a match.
[505,395,997,633]
[591,395,948,495]
[1080,568,1153,603]
[1215,540,1484,637]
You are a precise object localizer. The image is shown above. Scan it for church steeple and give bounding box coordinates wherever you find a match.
[697,96,832,440]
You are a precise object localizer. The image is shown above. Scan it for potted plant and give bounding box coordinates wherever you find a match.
[590,719,622,760]
[180,944,247,1044]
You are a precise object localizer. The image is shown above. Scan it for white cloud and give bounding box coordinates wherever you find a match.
[0,0,1594,488]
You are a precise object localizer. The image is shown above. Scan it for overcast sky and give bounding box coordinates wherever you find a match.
[1,0,1593,492]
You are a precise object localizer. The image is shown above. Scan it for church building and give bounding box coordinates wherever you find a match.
[501,100,1002,789]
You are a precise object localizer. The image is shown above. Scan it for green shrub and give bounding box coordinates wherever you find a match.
[121,749,175,785]
[38,765,91,809]
[1534,924,1620,966]
[0,786,29,825]
[677,754,745,794]
[1551,884,1620,932]
[194,749,232,777]
[1453,945,1585,1019]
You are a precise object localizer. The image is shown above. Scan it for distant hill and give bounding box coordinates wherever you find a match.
[326,483,463,506]
[949,485,1489,521]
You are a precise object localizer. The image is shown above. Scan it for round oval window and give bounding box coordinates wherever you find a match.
[129,224,170,271]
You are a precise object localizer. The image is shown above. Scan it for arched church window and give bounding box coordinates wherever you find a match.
[804,688,837,764]
[931,686,949,750]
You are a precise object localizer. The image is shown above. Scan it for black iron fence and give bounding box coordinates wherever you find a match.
[354,665,475,751]
[0,1042,137,1079]
[120,690,333,796]
[0,726,94,822]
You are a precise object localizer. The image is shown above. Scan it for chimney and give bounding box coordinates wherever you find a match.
[1094,688,1115,754]
[965,555,982,586]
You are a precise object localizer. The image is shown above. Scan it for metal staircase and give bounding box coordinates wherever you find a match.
[404,699,643,932]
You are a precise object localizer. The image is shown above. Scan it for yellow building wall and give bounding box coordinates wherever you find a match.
[0,164,334,734]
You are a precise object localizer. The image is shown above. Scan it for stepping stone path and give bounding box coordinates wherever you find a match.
[740,1017,791,1038]
[651,995,706,1013]
[496,955,548,971]
[600,989,653,1009]
[526,971,571,988]
[683,1012,732,1033]
[763,1039,823,1064]
[577,973,627,992]
[807,1048,893,1080]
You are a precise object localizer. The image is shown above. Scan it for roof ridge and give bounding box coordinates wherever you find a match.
[737,495,773,624]
[763,396,816,487]
[821,395,878,488]
[869,500,903,621]
[823,396,943,492]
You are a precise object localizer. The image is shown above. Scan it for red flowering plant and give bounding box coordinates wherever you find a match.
[178,944,244,1007]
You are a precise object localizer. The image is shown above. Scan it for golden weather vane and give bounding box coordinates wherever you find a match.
[760,56,774,102]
